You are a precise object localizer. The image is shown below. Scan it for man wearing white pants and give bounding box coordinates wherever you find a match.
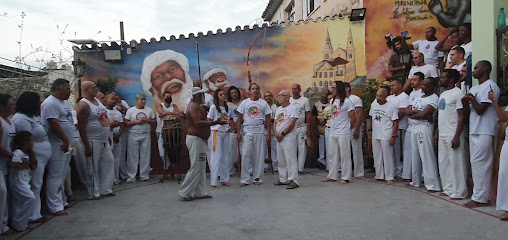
[435,69,467,199]
[407,78,441,192]
[0,93,15,233]
[401,72,425,181]
[273,90,299,189]
[387,79,410,180]
[314,89,331,167]
[370,89,399,185]
[264,91,278,172]
[41,79,75,216]
[322,81,356,184]
[0,170,7,234]
[462,60,500,208]
[237,83,272,187]
[155,91,181,180]
[124,93,156,183]
[77,82,115,200]
[115,98,130,181]
[345,82,365,179]
[227,86,243,175]
[290,84,310,174]
[105,93,125,185]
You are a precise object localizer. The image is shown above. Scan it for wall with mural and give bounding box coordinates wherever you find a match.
[364,0,471,79]
[75,17,366,111]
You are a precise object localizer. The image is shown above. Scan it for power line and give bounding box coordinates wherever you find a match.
[0,56,76,79]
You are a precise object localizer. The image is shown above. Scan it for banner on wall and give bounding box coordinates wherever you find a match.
[76,17,366,111]
[364,0,471,80]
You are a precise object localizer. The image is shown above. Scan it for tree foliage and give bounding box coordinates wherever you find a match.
[95,75,118,94]
[359,78,381,117]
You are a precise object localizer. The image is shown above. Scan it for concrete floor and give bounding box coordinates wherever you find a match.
[4,169,508,240]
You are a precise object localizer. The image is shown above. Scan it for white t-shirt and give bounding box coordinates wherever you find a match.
[41,95,75,143]
[0,117,15,175]
[107,109,123,134]
[387,92,410,130]
[469,79,500,136]
[9,149,31,184]
[407,89,424,130]
[289,96,310,127]
[330,97,355,135]
[437,87,464,136]
[274,104,299,140]
[266,103,278,134]
[451,61,466,71]
[408,64,439,79]
[412,40,445,68]
[447,41,472,63]
[156,103,175,133]
[410,94,439,125]
[207,105,233,132]
[12,114,48,143]
[369,100,399,140]
[348,94,363,134]
[124,107,155,133]
[237,98,272,134]
[228,102,241,122]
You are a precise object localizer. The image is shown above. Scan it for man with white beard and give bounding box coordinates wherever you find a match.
[203,67,229,94]
[140,50,194,111]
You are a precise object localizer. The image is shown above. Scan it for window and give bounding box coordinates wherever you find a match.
[319,72,322,78]
[336,71,339,76]
[314,82,316,87]
[340,70,344,76]
[285,2,295,22]
[329,81,332,86]
[349,53,353,59]
[324,72,328,78]
[306,0,321,16]
[329,72,333,77]
[325,54,329,59]
[319,81,322,86]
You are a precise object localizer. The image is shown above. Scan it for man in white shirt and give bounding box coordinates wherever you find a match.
[404,26,445,69]
[401,72,425,182]
[115,97,130,181]
[314,89,331,167]
[264,91,278,172]
[273,90,299,189]
[387,79,410,180]
[227,86,243,174]
[449,47,466,71]
[345,82,364,179]
[406,78,441,192]
[237,83,272,187]
[124,93,156,183]
[289,84,310,174]
[403,52,439,92]
[369,88,399,185]
[155,91,181,180]
[105,92,125,185]
[462,60,500,208]
[0,94,15,233]
[435,69,467,200]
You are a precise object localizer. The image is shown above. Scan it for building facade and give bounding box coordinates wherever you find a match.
[262,0,363,23]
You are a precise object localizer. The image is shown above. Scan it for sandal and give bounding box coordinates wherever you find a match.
[274,181,288,186]
[286,182,299,189]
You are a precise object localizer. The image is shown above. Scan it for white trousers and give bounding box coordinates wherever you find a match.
[351,128,364,177]
[178,135,208,198]
[119,132,129,180]
[277,135,299,185]
[229,133,239,175]
[157,133,170,170]
[318,134,326,164]
[372,139,394,181]
[438,134,468,199]
[264,134,278,171]
[209,131,230,186]
[112,140,122,183]
[402,128,413,180]
[9,172,34,231]
[72,137,87,186]
[325,128,331,169]
[46,142,72,214]
[393,129,405,177]
[240,133,265,184]
[127,132,151,182]
[86,141,114,198]
[469,134,494,203]
[0,173,9,234]
[327,134,352,180]
[29,141,52,222]
[296,125,307,172]
[410,124,441,191]
[496,140,508,211]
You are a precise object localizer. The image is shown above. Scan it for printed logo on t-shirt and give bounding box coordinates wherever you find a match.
[331,105,339,117]
[97,108,110,127]
[438,99,446,110]
[417,132,424,144]
[372,109,386,122]
[65,112,73,124]
[425,44,430,50]
[136,112,148,120]
[247,106,260,118]
[233,108,239,117]
[293,102,303,116]
[220,113,228,121]
[276,112,286,126]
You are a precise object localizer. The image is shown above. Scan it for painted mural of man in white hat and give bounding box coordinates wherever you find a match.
[141,50,194,111]
[203,67,229,95]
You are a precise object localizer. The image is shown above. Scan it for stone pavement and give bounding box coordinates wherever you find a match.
[4,169,508,240]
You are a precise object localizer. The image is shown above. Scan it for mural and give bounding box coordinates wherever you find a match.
[76,17,366,111]
[364,0,471,79]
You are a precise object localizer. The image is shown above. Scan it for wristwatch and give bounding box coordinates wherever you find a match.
[282,131,286,136]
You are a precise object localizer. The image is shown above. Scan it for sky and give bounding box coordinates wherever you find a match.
[0,0,268,70]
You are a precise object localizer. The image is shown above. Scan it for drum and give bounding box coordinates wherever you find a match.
[162,116,182,148]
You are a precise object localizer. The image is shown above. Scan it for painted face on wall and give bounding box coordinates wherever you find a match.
[207,72,228,91]
[150,60,186,97]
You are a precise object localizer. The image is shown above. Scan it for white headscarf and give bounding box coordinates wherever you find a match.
[202,67,227,81]
[140,50,190,94]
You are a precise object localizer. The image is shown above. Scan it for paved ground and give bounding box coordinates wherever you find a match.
[4,169,508,240]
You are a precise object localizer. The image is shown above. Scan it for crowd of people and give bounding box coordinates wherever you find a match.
[1,22,507,235]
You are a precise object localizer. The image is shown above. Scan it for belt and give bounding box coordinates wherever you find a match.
[414,122,432,126]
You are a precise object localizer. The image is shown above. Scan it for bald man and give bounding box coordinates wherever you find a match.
[369,88,399,185]
[462,60,500,208]
[403,52,439,92]
[289,84,310,174]
[77,81,115,200]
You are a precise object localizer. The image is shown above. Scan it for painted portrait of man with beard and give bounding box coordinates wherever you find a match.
[140,50,194,111]
[202,67,249,100]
